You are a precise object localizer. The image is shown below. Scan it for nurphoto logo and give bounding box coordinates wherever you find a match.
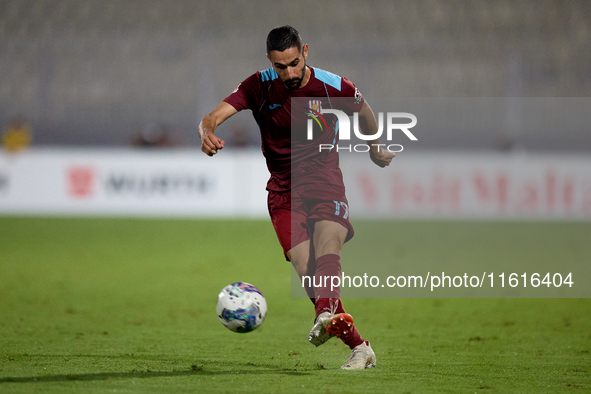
[305,101,417,153]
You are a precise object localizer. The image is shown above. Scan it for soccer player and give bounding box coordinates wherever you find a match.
[199,26,394,369]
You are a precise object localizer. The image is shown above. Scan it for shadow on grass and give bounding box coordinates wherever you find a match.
[0,367,311,384]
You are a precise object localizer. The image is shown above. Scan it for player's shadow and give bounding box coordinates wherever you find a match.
[0,365,311,384]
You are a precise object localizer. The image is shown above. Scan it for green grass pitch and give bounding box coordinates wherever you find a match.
[0,217,590,393]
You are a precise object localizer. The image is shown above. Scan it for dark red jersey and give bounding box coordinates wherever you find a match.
[223,66,364,192]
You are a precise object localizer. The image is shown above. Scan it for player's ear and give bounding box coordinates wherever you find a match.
[266,53,271,63]
[302,44,308,60]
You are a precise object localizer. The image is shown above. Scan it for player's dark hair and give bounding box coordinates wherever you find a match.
[266,25,304,54]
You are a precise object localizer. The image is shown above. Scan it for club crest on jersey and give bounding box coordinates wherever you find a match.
[308,100,322,113]
[305,100,328,132]
[354,87,363,105]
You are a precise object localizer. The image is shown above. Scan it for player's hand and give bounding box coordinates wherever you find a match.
[369,147,395,167]
[201,131,225,156]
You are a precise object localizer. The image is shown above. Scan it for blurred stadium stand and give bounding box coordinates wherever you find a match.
[0,0,590,149]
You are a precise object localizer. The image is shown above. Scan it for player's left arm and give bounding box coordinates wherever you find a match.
[357,100,395,168]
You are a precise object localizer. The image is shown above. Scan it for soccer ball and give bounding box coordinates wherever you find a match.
[216,282,267,333]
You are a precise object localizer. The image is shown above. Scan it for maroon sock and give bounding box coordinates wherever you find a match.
[314,254,364,349]
[341,323,365,349]
[314,254,344,316]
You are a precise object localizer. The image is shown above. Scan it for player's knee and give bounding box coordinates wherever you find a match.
[315,237,343,257]
[313,220,347,257]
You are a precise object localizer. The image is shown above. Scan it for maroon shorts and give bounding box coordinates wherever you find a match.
[268,184,355,260]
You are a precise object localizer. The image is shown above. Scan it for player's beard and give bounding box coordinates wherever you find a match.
[284,60,307,90]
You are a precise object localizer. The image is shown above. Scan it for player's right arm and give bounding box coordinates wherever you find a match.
[198,102,237,156]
